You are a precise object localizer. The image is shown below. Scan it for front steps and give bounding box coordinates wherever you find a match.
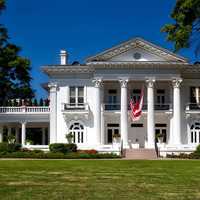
[123,148,157,160]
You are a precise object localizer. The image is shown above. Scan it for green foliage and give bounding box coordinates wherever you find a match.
[0,0,34,103]
[162,0,200,56]
[33,99,38,106]
[0,151,120,159]
[39,98,43,106]
[49,143,77,153]
[0,142,21,153]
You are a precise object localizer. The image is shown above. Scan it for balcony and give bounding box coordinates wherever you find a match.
[63,103,89,111]
[0,106,50,113]
[103,103,171,111]
[62,103,89,122]
[186,103,200,112]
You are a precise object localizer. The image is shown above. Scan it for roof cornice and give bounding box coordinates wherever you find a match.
[86,37,188,63]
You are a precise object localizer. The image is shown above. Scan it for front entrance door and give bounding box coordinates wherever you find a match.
[107,124,120,144]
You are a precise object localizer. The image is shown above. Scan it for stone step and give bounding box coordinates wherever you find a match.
[123,148,157,160]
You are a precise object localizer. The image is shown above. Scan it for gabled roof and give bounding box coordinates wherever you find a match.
[86,37,188,63]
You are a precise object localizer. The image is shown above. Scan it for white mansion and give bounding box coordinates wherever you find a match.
[0,37,200,157]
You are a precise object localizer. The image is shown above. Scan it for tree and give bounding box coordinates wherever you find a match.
[0,0,34,105]
[162,0,200,57]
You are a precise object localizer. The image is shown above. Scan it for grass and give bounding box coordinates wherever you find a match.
[0,160,200,200]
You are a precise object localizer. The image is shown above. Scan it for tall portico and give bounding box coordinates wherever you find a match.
[120,79,129,148]
[146,78,155,149]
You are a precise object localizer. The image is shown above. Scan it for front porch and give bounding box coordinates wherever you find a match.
[0,106,50,149]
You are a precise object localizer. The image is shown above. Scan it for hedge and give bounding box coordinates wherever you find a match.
[49,143,77,153]
[0,151,120,159]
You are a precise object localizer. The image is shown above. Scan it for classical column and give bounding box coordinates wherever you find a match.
[100,85,104,145]
[48,83,58,144]
[21,121,26,146]
[42,128,46,145]
[171,78,182,145]
[146,79,155,149]
[120,79,129,148]
[93,79,102,145]
[7,127,11,136]
[66,86,70,105]
[0,126,3,143]
[15,127,20,143]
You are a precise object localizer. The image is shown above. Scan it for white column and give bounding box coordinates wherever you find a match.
[0,126,3,143]
[21,121,26,146]
[120,79,129,148]
[101,105,105,144]
[170,78,182,145]
[93,79,102,145]
[66,86,70,104]
[42,128,46,145]
[15,127,20,143]
[8,127,11,136]
[146,79,155,149]
[48,83,58,144]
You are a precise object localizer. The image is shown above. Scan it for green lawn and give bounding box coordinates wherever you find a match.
[0,160,200,200]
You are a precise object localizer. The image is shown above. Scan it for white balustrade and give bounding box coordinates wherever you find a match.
[0,106,50,113]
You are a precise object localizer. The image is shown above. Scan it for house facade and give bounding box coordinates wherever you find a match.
[0,38,200,156]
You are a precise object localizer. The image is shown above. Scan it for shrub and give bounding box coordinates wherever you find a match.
[49,143,77,153]
[0,142,21,153]
[0,143,8,152]
[78,149,98,154]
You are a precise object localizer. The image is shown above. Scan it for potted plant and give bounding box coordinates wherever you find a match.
[25,139,33,146]
[65,132,74,144]
[113,133,121,143]
[7,135,16,144]
[156,133,164,143]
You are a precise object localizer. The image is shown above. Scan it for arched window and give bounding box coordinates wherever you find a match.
[69,122,84,144]
[190,122,200,144]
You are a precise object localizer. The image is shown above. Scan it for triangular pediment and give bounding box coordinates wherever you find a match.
[86,37,188,63]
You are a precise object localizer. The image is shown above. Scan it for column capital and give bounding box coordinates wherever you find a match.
[119,79,129,88]
[172,78,182,88]
[93,79,103,88]
[20,121,27,125]
[48,82,58,92]
[146,78,155,88]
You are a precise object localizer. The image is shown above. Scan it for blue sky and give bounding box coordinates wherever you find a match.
[1,0,196,98]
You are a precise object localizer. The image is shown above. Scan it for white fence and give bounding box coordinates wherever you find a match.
[0,106,50,113]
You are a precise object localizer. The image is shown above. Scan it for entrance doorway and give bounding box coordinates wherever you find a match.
[107,124,119,144]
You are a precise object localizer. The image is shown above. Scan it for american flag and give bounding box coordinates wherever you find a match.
[130,87,144,121]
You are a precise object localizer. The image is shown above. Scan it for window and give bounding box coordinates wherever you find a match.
[190,122,200,144]
[131,124,143,128]
[131,89,141,102]
[106,89,119,110]
[155,124,167,143]
[190,87,200,103]
[156,89,165,105]
[70,86,84,106]
[69,122,84,144]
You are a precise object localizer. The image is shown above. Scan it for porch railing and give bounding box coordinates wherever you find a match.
[0,106,50,113]
[104,103,171,111]
[62,103,89,111]
[186,103,200,111]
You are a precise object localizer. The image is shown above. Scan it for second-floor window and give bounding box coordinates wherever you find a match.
[156,89,165,105]
[190,87,200,104]
[70,86,84,106]
[131,89,141,102]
